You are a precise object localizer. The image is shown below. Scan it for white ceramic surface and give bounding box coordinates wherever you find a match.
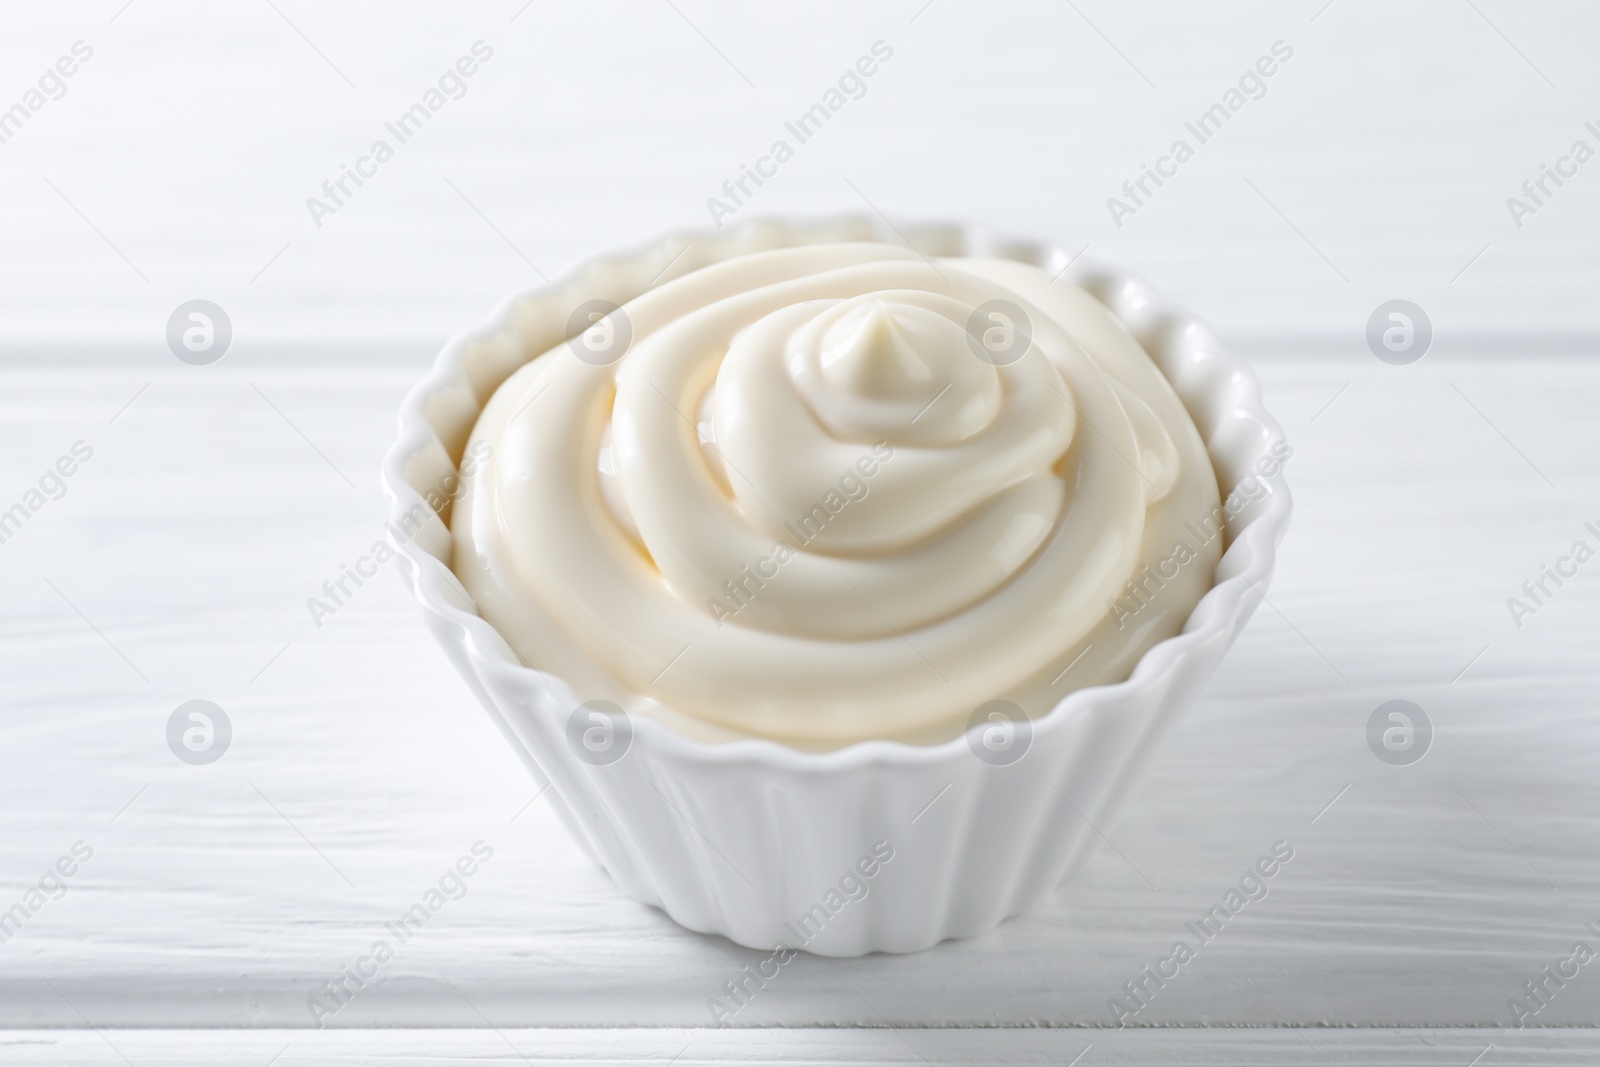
[379,217,1292,956]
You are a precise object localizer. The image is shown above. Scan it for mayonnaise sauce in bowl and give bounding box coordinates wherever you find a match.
[451,241,1222,747]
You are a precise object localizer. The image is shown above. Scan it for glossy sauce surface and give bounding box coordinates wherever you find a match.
[452,243,1222,746]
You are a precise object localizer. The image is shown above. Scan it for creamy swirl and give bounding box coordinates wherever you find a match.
[452,241,1221,746]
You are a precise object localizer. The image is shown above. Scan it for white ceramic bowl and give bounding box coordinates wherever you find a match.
[379,217,1292,957]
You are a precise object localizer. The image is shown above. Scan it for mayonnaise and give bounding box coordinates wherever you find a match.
[451,242,1222,747]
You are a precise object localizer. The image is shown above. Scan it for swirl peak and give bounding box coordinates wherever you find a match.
[790,295,1001,446]
[820,300,935,401]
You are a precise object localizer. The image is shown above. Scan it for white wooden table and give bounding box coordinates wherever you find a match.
[4,0,1599,1062]
[4,355,1597,1063]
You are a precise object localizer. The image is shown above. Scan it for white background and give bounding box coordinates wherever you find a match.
[3,2,1600,1064]
[1,0,1597,355]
